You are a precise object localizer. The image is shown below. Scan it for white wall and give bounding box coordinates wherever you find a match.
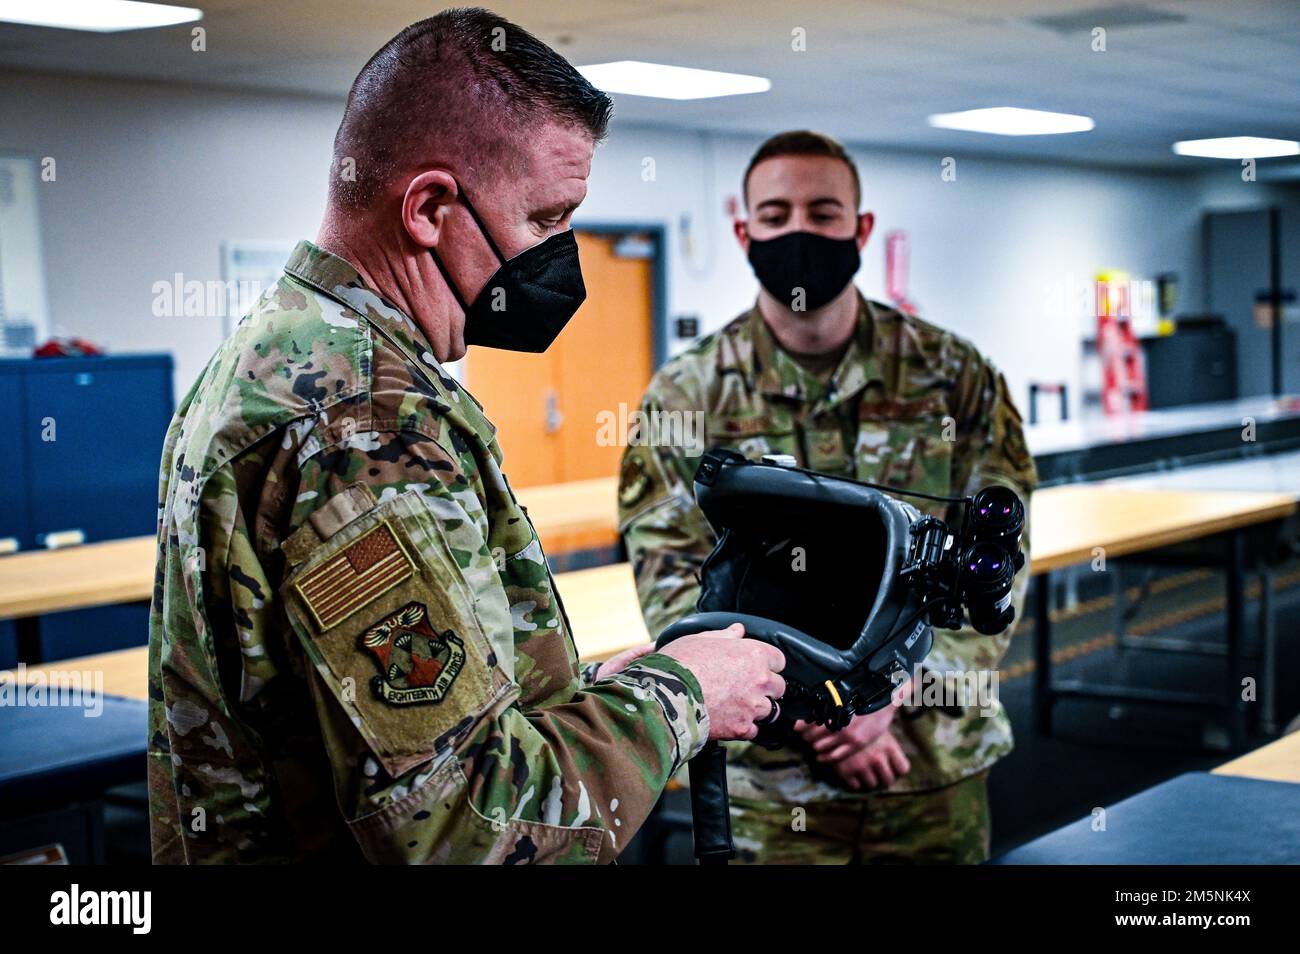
[1,68,1256,421]
[0,70,337,397]
[582,128,1210,421]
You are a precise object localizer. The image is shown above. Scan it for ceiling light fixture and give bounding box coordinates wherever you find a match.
[927,106,1095,136]
[1173,137,1300,159]
[0,0,202,33]
[577,61,770,100]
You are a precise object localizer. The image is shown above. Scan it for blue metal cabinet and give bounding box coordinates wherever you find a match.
[21,356,172,545]
[0,369,32,549]
[0,355,173,661]
[0,366,29,667]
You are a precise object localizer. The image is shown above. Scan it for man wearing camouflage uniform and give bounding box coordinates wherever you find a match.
[148,9,785,864]
[618,131,1038,863]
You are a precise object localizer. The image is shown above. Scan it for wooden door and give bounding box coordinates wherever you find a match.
[466,346,558,486]
[462,230,656,488]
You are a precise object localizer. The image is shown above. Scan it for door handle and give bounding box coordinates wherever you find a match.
[544,389,564,433]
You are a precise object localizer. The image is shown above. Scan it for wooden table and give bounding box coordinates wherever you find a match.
[1214,732,1300,785]
[555,563,649,659]
[1029,485,1296,574]
[0,478,622,665]
[0,537,155,621]
[1027,485,1297,745]
[517,476,619,553]
[1096,456,1300,735]
[9,648,151,702]
[0,537,156,663]
[6,483,1294,735]
[0,484,1271,614]
[0,479,621,621]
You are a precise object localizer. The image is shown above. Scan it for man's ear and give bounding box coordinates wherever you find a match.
[401,170,459,249]
[733,215,751,254]
[856,211,875,251]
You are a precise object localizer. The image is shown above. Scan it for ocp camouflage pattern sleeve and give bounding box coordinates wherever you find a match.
[616,378,716,640]
[148,240,707,865]
[286,435,709,864]
[282,382,712,868]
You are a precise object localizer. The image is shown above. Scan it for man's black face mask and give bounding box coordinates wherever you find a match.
[429,185,586,353]
[747,228,860,312]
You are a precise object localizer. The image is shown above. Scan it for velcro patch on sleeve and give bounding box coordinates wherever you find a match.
[294,520,415,631]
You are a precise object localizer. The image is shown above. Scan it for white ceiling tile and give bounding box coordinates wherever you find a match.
[0,0,1293,168]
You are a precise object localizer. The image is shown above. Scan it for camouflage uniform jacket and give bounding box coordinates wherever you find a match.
[147,240,708,864]
[617,294,1037,799]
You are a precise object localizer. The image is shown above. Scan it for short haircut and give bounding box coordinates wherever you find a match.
[742,130,861,208]
[329,7,613,210]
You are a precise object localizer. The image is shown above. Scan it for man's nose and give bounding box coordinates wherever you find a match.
[787,211,814,233]
[783,211,832,235]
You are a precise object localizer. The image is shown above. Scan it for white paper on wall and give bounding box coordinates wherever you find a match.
[219,240,297,338]
[0,155,51,355]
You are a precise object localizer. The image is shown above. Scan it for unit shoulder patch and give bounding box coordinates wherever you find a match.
[361,602,465,707]
[618,450,651,508]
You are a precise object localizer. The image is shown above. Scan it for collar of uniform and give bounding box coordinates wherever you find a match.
[282,240,498,439]
[282,240,444,381]
[747,292,884,412]
[833,294,887,406]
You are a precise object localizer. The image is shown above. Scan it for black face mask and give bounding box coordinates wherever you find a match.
[747,229,860,312]
[429,186,586,353]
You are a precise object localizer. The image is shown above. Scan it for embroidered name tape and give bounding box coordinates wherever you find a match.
[294,520,415,630]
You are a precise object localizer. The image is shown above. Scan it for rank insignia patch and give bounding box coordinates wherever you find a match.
[618,452,650,508]
[294,521,414,631]
[360,602,465,706]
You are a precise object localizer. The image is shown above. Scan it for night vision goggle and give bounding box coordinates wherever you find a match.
[654,448,1027,864]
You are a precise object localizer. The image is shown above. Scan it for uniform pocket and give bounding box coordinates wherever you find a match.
[347,755,603,864]
[281,489,511,778]
[714,412,797,463]
[856,394,955,517]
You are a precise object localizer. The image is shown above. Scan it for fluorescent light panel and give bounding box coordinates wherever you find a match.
[927,106,1094,136]
[578,60,770,100]
[1173,137,1300,159]
[0,0,202,32]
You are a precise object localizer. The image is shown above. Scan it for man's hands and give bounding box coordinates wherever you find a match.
[593,642,658,681]
[817,728,911,791]
[657,622,786,741]
[794,678,913,791]
[613,627,907,785]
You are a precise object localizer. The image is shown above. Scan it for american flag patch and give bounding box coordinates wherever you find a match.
[294,521,415,631]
